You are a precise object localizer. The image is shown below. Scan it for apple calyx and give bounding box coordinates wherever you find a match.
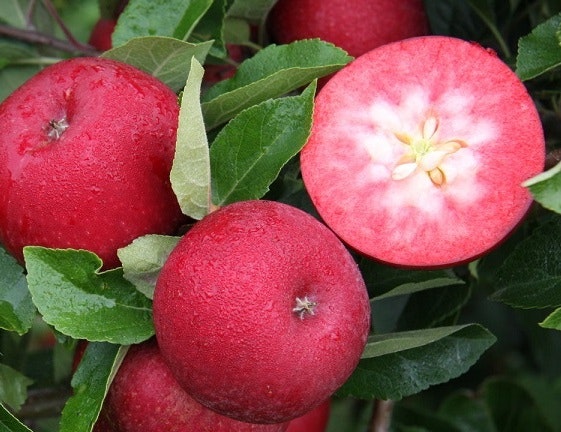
[47,117,69,140]
[391,113,467,187]
[293,296,317,319]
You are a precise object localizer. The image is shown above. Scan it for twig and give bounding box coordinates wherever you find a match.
[41,0,93,52]
[370,399,394,432]
[0,24,99,56]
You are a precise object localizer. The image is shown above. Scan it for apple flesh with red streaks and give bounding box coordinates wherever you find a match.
[0,57,184,269]
[95,339,289,431]
[286,399,330,432]
[267,0,428,58]
[300,36,545,268]
[153,199,370,424]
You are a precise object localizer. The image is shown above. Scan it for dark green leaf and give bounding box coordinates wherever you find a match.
[0,365,33,411]
[0,403,32,432]
[484,377,555,432]
[338,324,496,400]
[117,235,180,300]
[201,39,351,129]
[60,342,127,432]
[516,12,561,80]
[393,404,464,432]
[210,82,315,206]
[491,216,561,308]
[24,247,154,344]
[227,0,277,23]
[112,0,213,47]
[0,66,41,104]
[438,391,497,432]
[189,0,228,58]
[170,57,211,219]
[0,247,35,335]
[101,36,212,93]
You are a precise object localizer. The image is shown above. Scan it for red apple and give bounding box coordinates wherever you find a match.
[286,399,330,432]
[0,57,184,269]
[88,18,117,51]
[96,339,288,431]
[153,200,370,424]
[300,36,545,268]
[267,0,429,58]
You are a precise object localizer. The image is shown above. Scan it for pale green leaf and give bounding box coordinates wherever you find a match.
[0,365,33,412]
[102,36,212,92]
[170,58,211,219]
[117,235,180,299]
[523,161,561,214]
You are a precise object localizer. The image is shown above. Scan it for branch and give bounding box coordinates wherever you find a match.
[0,23,99,56]
[370,399,394,432]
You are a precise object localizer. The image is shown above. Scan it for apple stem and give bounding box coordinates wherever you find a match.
[293,296,317,319]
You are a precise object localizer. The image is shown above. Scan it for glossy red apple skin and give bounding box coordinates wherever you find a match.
[267,0,428,58]
[286,399,330,432]
[0,57,184,269]
[153,200,370,424]
[300,36,545,269]
[88,18,116,51]
[96,339,288,432]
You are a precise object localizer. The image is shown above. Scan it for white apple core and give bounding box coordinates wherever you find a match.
[300,36,545,268]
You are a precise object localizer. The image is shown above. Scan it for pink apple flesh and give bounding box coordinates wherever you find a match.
[300,36,545,268]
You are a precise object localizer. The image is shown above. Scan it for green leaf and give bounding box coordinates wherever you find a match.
[60,342,127,432]
[523,161,561,214]
[170,57,212,219]
[359,258,462,298]
[0,365,33,412]
[24,247,154,344]
[490,216,561,308]
[516,12,561,81]
[392,404,464,432]
[101,36,212,93]
[483,377,555,432]
[112,0,213,46]
[189,0,229,58]
[227,0,277,23]
[117,235,180,300]
[201,39,351,129]
[540,307,561,330]
[0,403,32,432]
[438,391,497,432]
[0,65,41,104]
[210,81,315,206]
[338,324,496,400]
[0,247,35,335]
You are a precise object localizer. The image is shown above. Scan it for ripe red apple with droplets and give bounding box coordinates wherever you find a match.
[267,0,429,58]
[286,399,330,432]
[0,57,184,269]
[93,339,289,432]
[300,36,545,268]
[153,199,370,424]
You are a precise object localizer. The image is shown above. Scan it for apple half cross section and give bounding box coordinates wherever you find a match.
[300,36,545,268]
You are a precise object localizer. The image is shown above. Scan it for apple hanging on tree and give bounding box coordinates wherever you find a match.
[0,57,185,269]
[300,35,545,268]
[153,199,371,424]
[267,0,429,58]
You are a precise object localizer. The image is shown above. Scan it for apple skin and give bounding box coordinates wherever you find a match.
[267,0,429,58]
[95,339,289,432]
[0,57,184,269]
[286,399,330,432]
[153,199,371,424]
[88,18,117,51]
[300,36,545,268]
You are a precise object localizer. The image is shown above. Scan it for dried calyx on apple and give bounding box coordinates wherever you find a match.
[300,36,546,269]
